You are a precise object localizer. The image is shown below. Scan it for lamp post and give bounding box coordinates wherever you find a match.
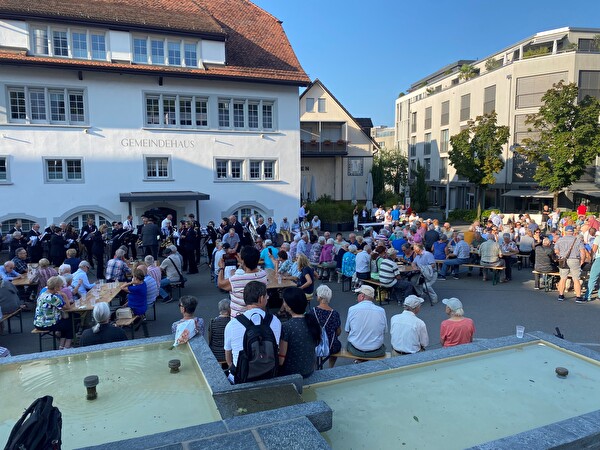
[445,173,450,220]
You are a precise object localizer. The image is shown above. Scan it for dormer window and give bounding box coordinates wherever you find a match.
[133,36,200,67]
[29,24,107,61]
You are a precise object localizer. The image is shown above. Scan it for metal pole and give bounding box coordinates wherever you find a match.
[445,174,450,220]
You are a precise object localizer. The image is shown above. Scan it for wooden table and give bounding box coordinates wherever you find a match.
[265,269,296,310]
[64,282,125,312]
[266,269,296,290]
[11,276,38,287]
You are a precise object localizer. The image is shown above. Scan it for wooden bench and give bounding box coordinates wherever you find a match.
[31,328,59,352]
[532,270,560,292]
[146,300,158,321]
[168,282,184,301]
[317,348,392,370]
[516,254,531,270]
[115,315,149,339]
[336,270,352,292]
[462,264,505,285]
[0,305,25,334]
[362,279,391,305]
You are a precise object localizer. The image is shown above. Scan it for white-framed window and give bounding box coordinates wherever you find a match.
[248,161,274,180]
[167,41,181,65]
[8,86,87,125]
[151,39,165,64]
[0,156,10,183]
[218,99,230,128]
[219,159,276,181]
[134,36,199,67]
[306,97,315,112]
[231,206,267,223]
[317,98,326,113]
[72,31,88,58]
[44,158,83,183]
[66,213,111,231]
[184,43,197,66]
[52,30,69,56]
[144,94,209,128]
[90,33,106,60]
[215,159,244,180]
[218,98,275,130]
[30,24,107,60]
[32,26,49,55]
[1,219,35,234]
[133,37,147,63]
[145,156,171,180]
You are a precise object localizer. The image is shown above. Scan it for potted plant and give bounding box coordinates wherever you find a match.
[337,139,346,145]
[323,140,332,146]
[310,140,317,146]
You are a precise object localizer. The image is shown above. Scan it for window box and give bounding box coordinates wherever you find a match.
[323,140,332,146]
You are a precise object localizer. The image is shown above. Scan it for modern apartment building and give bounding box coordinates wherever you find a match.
[0,0,309,233]
[395,27,600,213]
[371,126,396,151]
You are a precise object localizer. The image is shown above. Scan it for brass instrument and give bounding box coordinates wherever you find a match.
[160,235,174,248]
[248,216,260,243]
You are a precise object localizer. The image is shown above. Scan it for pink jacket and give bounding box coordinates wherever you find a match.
[319,244,335,263]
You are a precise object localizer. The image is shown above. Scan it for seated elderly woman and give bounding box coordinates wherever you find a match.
[341,244,357,279]
[171,295,205,337]
[80,302,128,346]
[120,269,147,316]
[36,258,58,296]
[33,276,74,349]
[279,287,321,378]
[313,285,342,368]
[59,274,81,303]
[440,297,475,348]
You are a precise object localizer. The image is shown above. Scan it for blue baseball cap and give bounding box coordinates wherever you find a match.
[565,226,575,232]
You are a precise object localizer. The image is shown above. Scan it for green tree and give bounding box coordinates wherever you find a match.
[516,81,600,208]
[449,111,510,216]
[377,148,408,195]
[371,157,385,200]
[409,161,429,213]
[458,63,478,81]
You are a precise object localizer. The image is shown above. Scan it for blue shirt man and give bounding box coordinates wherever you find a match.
[0,262,21,282]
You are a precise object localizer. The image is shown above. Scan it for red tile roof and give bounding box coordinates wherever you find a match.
[0,0,310,85]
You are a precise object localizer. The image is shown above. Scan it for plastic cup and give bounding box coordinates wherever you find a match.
[516,325,525,338]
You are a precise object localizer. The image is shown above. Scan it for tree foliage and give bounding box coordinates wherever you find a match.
[458,64,477,81]
[516,81,600,205]
[409,161,429,213]
[376,148,408,194]
[449,111,510,214]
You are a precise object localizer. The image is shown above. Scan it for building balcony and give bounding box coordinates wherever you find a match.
[301,140,348,156]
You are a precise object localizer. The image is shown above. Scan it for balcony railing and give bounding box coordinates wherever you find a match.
[301,140,348,156]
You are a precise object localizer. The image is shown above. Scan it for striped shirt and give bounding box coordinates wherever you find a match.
[378,259,400,288]
[144,275,159,306]
[228,270,267,317]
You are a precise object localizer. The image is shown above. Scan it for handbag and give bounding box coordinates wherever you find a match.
[557,238,578,269]
[116,307,133,319]
[314,308,333,358]
[168,256,186,287]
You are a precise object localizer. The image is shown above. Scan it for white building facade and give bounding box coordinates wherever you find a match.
[395,27,600,213]
[0,0,309,232]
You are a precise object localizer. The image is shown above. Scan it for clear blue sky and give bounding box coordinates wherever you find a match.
[253,0,600,126]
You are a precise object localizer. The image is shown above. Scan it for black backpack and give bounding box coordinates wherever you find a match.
[4,395,62,450]
[234,312,278,384]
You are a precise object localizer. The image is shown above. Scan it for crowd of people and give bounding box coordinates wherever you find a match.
[3,201,598,384]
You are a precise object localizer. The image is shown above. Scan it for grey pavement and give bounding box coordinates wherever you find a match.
[2,255,600,358]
